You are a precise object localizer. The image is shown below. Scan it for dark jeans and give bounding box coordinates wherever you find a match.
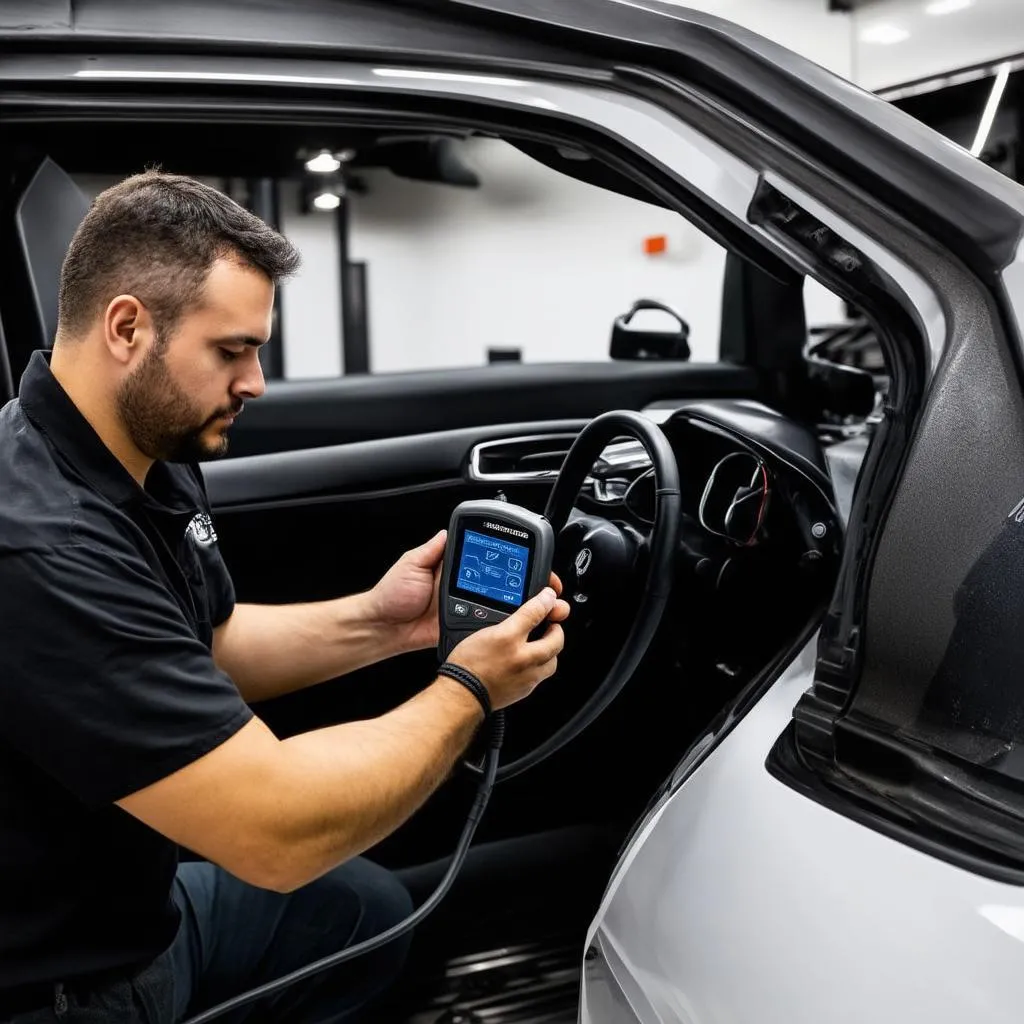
[9,858,413,1024]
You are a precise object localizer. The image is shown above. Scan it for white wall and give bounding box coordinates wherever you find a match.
[665,0,854,78]
[675,0,1024,93]
[853,0,1024,93]
[279,181,343,378]
[347,139,727,372]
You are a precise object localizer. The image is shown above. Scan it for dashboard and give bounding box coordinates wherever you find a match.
[565,400,843,684]
[465,398,843,684]
[586,400,840,562]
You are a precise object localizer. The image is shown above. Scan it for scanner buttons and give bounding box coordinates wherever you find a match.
[448,597,503,623]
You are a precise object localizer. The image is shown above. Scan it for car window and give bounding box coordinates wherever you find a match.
[287,138,851,377]
[283,136,724,376]
[76,139,848,380]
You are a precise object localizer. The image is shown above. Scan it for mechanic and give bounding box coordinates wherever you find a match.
[0,171,570,1023]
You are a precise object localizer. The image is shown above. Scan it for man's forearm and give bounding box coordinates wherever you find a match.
[213,597,410,703]
[263,676,483,891]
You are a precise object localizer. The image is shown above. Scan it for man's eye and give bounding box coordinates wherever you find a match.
[219,348,242,363]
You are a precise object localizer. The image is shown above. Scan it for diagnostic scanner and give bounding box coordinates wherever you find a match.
[438,500,555,662]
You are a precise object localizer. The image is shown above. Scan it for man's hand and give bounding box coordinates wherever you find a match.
[367,530,448,653]
[446,587,571,710]
[368,530,567,655]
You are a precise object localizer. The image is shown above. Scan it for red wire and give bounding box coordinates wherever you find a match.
[745,463,769,546]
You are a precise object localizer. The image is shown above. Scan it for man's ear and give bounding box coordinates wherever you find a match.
[104,294,155,366]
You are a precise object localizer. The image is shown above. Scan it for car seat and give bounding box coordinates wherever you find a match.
[2,156,90,386]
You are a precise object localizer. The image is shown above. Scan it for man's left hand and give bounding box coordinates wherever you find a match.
[367,530,448,653]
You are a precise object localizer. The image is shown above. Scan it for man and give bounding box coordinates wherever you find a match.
[0,171,569,1023]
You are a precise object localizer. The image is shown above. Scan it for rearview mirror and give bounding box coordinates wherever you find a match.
[610,299,691,361]
[804,355,877,418]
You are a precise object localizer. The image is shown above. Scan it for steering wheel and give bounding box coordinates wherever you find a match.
[494,410,681,781]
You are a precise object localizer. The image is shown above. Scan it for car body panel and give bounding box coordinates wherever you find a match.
[581,636,1024,1024]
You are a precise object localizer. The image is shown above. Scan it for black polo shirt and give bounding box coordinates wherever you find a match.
[0,351,253,993]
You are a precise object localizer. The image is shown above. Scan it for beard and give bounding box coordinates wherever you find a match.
[116,339,240,463]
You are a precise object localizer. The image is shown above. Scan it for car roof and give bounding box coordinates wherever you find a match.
[3,0,1022,276]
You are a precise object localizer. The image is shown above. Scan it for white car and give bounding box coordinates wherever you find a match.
[3,2,1023,1021]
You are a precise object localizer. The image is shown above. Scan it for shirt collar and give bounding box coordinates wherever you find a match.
[18,349,190,512]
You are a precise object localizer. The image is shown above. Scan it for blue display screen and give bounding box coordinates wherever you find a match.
[455,529,531,608]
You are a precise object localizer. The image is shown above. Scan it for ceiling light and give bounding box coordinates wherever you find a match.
[312,191,342,211]
[971,62,1012,157]
[301,171,347,213]
[305,150,341,174]
[924,0,972,14]
[860,24,911,44]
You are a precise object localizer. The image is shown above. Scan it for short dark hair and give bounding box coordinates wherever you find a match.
[57,170,301,339]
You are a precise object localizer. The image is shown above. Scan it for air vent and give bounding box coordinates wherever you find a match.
[468,434,578,482]
[468,434,652,487]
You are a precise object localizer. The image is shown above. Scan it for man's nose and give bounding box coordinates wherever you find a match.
[235,354,266,400]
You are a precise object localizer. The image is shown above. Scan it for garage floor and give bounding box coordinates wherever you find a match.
[399,938,580,1023]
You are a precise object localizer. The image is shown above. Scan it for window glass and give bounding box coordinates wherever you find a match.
[69,132,851,382]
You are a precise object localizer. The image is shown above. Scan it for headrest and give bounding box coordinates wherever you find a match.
[14,158,90,350]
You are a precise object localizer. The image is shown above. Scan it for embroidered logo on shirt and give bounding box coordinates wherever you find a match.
[185,512,218,547]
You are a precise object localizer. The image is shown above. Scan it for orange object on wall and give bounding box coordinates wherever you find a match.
[643,234,668,255]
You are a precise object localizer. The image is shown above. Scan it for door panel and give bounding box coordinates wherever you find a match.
[205,419,587,508]
[226,362,761,456]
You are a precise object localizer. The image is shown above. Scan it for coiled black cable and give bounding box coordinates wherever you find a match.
[182,711,505,1024]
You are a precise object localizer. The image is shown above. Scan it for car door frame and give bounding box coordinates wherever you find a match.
[4,6,1019,863]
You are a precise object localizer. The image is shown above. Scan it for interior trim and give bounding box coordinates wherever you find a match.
[202,419,588,507]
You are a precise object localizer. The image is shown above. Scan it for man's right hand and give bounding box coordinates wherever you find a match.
[446,587,570,710]
[117,585,571,895]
